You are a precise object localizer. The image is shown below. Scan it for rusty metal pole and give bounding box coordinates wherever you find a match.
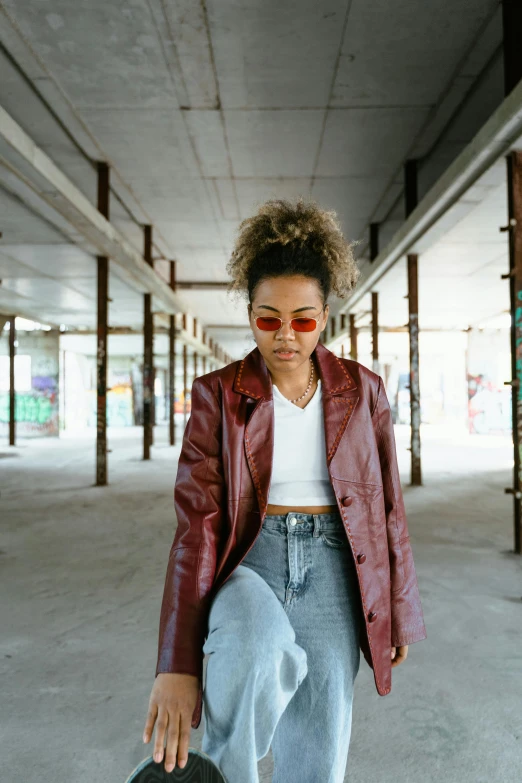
[405,158,422,486]
[193,350,198,383]
[370,223,379,262]
[169,262,176,446]
[505,150,522,554]
[372,291,379,375]
[349,314,358,360]
[143,225,153,460]
[182,342,188,430]
[8,315,15,446]
[502,0,522,96]
[96,162,109,485]
[407,254,422,486]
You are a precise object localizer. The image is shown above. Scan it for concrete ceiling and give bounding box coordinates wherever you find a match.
[0,0,512,357]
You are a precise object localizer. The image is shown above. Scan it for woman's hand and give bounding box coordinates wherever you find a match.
[142,672,200,773]
[391,645,408,668]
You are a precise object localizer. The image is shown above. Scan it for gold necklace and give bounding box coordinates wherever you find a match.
[289,358,314,404]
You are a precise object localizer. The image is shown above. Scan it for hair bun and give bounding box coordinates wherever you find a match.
[227,197,360,299]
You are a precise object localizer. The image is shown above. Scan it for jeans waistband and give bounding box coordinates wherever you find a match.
[263,510,344,536]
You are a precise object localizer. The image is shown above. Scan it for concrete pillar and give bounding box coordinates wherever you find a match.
[96,161,109,486]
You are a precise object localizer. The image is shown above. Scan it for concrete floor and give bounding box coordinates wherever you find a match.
[1,423,521,782]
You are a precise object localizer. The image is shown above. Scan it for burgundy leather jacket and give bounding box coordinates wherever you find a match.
[156,342,427,729]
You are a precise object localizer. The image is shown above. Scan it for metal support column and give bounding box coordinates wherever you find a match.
[193,351,198,382]
[372,291,379,375]
[182,342,188,430]
[405,157,422,485]
[8,315,15,446]
[407,254,422,486]
[405,160,418,218]
[502,0,522,95]
[370,223,379,261]
[143,225,153,460]
[505,150,522,554]
[96,162,109,485]
[349,314,358,360]
[168,262,176,446]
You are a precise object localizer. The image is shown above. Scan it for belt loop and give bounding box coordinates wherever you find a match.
[312,514,320,538]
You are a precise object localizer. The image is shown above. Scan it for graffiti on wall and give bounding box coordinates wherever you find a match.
[467,373,510,435]
[0,374,59,436]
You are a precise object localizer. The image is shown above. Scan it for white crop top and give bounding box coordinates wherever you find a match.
[267,379,337,506]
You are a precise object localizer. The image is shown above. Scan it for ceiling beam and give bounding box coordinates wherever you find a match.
[0,104,185,315]
[334,77,522,315]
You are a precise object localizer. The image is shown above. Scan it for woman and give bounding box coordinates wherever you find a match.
[142,199,427,783]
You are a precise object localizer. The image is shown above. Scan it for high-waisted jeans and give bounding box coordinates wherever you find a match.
[201,511,362,783]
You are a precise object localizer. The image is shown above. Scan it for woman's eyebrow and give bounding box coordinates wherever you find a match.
[256,305,318,313]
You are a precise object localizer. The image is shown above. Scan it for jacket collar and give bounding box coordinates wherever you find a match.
[233,341,357,399]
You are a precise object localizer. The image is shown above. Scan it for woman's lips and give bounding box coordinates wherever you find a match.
[274,349,297,359]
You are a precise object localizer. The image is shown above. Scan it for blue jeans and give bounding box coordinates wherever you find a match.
[201,511,361,783]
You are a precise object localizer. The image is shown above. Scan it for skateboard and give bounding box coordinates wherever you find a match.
[125,748,227,782]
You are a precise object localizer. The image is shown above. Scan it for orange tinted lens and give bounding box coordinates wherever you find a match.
[291,318,316,332]
[256,316,282,331]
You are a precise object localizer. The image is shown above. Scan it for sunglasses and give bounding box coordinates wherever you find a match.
[251,307,325,333]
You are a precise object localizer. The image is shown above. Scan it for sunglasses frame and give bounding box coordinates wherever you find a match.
[250,305,326,333]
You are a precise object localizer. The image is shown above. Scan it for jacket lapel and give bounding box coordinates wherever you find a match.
[233,342,359,515]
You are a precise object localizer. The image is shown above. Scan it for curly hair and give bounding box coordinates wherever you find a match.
[226,197,360,303]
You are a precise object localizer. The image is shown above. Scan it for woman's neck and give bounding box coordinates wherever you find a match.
[269,356,317,401]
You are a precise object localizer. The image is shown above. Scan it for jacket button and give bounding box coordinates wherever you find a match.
[368,611,377,623]
[342,496,353,507]
[357,553,366,564]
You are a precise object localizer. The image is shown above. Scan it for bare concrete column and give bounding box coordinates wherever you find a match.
[8,315,16,446]
[143,225,153,460]
[96,161,109,485]
[505,150,522,554]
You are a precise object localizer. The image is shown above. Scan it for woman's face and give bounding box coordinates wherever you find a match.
[248,275,329,376]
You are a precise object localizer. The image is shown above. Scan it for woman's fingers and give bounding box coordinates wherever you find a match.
[152,707,169,763]
[164,711,181,773]
[176,710,192,770]
[142,701,158,743]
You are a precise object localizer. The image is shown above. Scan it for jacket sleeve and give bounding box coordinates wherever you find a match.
[372,376,427,648]
[156,376,225,681]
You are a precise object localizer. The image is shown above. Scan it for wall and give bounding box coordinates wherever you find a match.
[0,330,59,438]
